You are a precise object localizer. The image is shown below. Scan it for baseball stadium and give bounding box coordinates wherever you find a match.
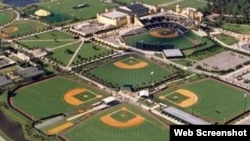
[62,103,169,141]
[156,78,250,124]
[122,14,205,51]
[11,76,109,119]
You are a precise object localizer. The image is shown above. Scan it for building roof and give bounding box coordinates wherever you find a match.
[102,11,127,19]
[163,106,211,125]
[16,67,44,78]
[117,3,149,16]
[0,76,12,87]
[139,89,149,97]
[102,96,116,104]
[163,49,183,58]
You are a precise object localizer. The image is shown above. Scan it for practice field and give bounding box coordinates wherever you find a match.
[0,10,16,26]
[12,77,109,119]
[214,34,237,45]
[164,0,208,10]
[156,79,250,123]
[33,0,115,23]
[89,54,174,88]
[123,30,203,49]
[0,20,48,39]
[63,103,169,141]
[221,23,250,35]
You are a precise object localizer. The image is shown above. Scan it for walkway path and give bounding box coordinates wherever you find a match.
[66,41,84,67]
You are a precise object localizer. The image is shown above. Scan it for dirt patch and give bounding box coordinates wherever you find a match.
[47,122,74,135]
[150,29,179,38]
[3,26,18,33]
[100,109,145,128]
[0,32,10,39]
[64,88,86,106]
[114,61,148,69]
[174,89,198,107]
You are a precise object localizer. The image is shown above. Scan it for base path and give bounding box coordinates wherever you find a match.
[100,109,145,128]
[176,89,198,107]
[64,88,86,106]
[150,30,179,38]
[114,61,148,69]
[46,122,74,135]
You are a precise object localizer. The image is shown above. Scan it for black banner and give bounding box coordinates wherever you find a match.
[170,125,250,140]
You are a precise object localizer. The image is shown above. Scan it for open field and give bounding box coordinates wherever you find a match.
[89,54,174,88]
[221,23,250,35]
[113,0,168,5]
[32,0,115,23]
[12,77,109,119]
[214,34,238,45]
[0,10,16,26]
[63,103,169,141]
[156,78,250,123]
[0,20,48,38]
[124,31,206,50]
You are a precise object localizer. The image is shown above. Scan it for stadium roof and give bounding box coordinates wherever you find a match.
[163,49,183,58]
[163,106,211,125]
[0,76,12,87]
[16,67,44,78]
[102,11,127,19]
[139,89,149,97]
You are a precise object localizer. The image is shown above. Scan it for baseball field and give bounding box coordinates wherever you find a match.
[34,0,115,23]
[12,76,109,119]
[123,30,203,49]
[0,20,48,39]
[156,78,250,123]
[63,103,169,141]
[0,10,16,26]
[89,54,174,88]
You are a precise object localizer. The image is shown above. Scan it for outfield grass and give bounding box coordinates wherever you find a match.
[123,31,205,49]
[1,20,48,38]
[156,79,250,123]
[90,54,173,88]
[114,0,168,5]
[72,43,110,64]
[0,10,15,26]
[12,77,109,119]
[164,0,207,10]
[64,103,169,141]
[221,23,250,35]
[214,34,237,45]
[35,0,115,23]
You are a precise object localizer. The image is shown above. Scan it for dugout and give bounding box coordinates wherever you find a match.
[163,106,211,125]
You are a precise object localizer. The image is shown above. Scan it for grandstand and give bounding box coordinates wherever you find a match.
[136,41,175,51]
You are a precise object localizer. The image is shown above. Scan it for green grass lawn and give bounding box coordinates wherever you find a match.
[114,0,168,5]
[17,30,77,49]
[187,46,226,60]
[123,31,205,49]
[214,34,237,45]
[1,20,48,38]
[221,23,250,35]
[72,43,110,64]
[0,10,15,26]
[12,77,109,119]
[50,42,80,66]
[34,0,115,23]
[156,79,250,123]
[64,103,169,141]
[172,59,193,67]
[90,54,173,88]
